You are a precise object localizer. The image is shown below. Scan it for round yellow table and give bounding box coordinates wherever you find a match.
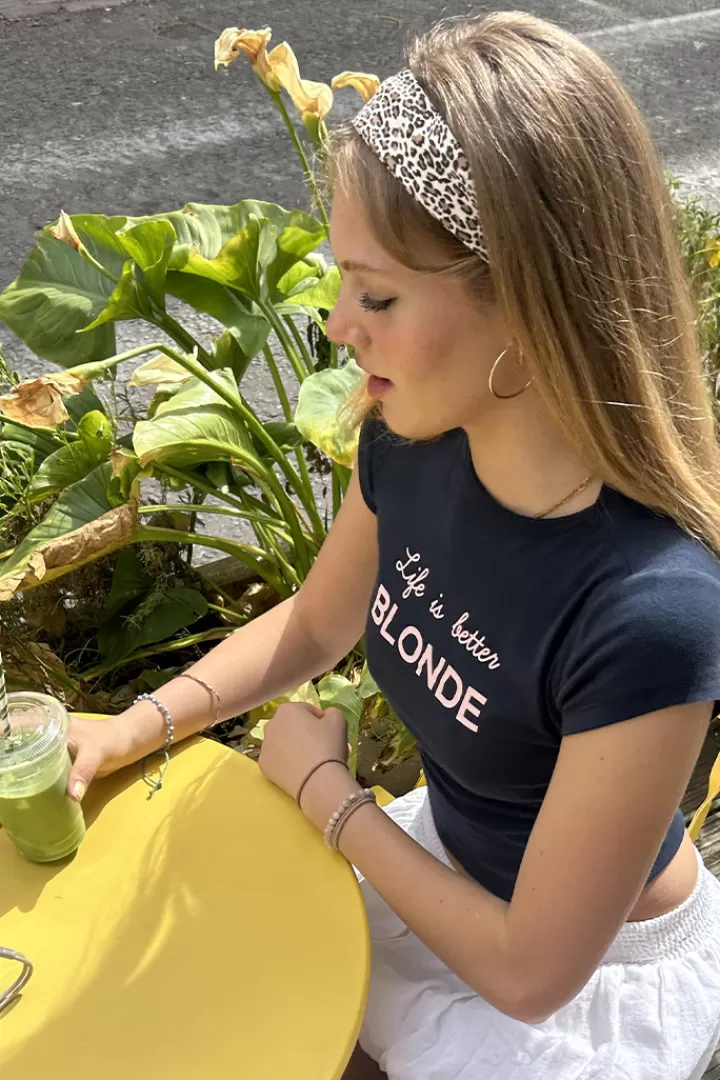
[0,735,369,1079]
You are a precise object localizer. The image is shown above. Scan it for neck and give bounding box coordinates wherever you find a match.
[464,391,600,518]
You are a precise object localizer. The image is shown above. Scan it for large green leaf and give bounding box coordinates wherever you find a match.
[132,369,250,468]
[0,420,60,464]
[209,325,267,381]
[178,219,278,303]
[0,461,134,599]
[0,234,117,367]
[98,584,208,665]
[81,260,153,331]
[126,200,325,260]
[63,384,107,426]
[28,410,112,502]
[105,548,150,616]
[117,220,176,309]
[284,265,341,309]
[295,359,364,466]
[71,214,129,278]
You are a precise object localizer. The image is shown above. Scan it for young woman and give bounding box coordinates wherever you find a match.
[65,13,720,1079]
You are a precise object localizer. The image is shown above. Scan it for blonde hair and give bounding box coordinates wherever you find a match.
[328,12,720,552]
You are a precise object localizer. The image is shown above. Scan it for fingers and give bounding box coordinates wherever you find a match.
[67,743,103,802]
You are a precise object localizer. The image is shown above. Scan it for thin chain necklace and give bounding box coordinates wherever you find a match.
[535,475,594,519]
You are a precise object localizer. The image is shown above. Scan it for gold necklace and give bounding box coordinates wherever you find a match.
[535,475,594,519]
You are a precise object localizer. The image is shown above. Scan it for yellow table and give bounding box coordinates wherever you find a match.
[0,735,369,1079]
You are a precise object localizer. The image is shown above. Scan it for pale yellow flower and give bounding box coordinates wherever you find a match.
[267,42,333,122]
[331,71,380,103]
[50,210,82,252]
[214,27,280,90]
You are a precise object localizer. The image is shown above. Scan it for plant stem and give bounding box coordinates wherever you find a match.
[153,307,212,365]
[80,627,235,680]
[206,601,247,626]
[133,525,290,591]
[272,92,329,227]
[258,301,307,385]
[139,502,284,528]
[79,245,120,286]
[284,314,315,376]
[262,344,293,421]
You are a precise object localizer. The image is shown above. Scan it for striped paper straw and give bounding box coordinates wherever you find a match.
[0,649,10,742]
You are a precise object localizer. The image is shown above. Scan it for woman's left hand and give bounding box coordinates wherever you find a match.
[258,701,352,808]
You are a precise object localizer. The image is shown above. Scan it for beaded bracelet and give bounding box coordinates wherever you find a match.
[134,693,175,799]
[324,789,377,850]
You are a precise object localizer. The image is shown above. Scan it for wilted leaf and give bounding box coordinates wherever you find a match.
[0,462,135,599]
[294,358,364,465]
[129,354,192,390]
[249,680,321,740]
[0,371,87,428]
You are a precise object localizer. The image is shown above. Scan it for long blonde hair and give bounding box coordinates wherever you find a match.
[328,12,720,552]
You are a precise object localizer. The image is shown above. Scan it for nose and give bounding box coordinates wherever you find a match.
[325,292,370,349]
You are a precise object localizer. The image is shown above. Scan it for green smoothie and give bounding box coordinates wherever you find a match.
[0,693,85,863]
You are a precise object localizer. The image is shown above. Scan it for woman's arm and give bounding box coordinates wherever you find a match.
[67,470,379,791]
[261,697,712,1023]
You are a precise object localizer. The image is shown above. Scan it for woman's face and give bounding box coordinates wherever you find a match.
[326,191,517,440]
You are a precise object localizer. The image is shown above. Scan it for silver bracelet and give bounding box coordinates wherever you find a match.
[176,672,220,725]
[134,693,175,799]
[324,789,377,850]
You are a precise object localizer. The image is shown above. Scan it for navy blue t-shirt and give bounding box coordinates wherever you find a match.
[358,418,720,902]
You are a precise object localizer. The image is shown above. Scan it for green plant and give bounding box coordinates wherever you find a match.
[670,177,720,379]
[0,28,379,762]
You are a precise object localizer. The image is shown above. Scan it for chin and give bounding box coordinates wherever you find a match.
[379,401,455,442]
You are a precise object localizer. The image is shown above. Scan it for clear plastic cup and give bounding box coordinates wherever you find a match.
[0,692,85,862]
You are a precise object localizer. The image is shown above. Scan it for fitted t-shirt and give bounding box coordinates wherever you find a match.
[358,418,720,902]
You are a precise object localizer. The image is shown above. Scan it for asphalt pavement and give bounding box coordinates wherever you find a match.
[1,0,719,553]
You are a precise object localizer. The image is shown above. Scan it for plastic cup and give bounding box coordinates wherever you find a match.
[0,692,85,863]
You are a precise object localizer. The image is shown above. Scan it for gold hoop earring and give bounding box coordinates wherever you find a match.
[488,347,533,400]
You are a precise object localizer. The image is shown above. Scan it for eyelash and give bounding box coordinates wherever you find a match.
[359,292,395,313]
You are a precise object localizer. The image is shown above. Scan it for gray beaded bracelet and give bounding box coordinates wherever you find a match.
[324,789,377,850]
[134,693,175,799]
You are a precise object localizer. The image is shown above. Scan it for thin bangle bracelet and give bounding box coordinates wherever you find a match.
[296,758,348,809]
[176,672,221,725]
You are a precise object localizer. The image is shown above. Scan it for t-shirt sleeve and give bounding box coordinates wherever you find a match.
[553,568,720,735]
[356,416,390,515]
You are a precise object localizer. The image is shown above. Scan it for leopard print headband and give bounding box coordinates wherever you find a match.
[351,68,488,261]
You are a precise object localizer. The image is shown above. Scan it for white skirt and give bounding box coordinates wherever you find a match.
[357,788,720,1080]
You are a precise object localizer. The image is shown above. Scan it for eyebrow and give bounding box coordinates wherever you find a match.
[339,259,388,275]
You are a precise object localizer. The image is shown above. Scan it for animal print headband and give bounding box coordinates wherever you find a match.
[351,68,488,261]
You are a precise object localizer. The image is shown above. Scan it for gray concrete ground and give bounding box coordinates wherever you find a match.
[1,0,719,555]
